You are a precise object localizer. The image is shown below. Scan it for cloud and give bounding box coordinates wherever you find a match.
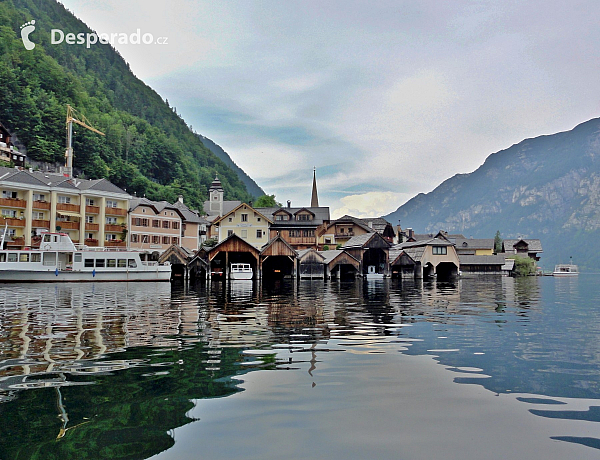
[332,191,413,220]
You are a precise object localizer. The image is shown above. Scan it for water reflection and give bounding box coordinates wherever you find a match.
[0,276,599,459]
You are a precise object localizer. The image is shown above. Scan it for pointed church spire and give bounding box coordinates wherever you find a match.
[311,167,319,207]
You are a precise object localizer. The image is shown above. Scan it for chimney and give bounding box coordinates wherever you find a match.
[287,200,291,208]
[178,195,184,204]
[368,221,373,229]
[407,228,414,239]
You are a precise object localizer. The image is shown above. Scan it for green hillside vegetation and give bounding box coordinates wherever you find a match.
[0,0,254,210]
[386,118,600,270]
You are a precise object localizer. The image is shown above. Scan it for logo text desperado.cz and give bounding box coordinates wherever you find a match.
[51,29,168,48]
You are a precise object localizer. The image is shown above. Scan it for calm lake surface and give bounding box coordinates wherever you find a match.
[0,275,599,459]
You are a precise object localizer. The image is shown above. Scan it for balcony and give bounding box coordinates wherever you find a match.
[105,207,127,216]
[105,224,125,232]
[32,219,50,228]
[85,223,100,231]
[0,197,26,208]
[57,203,80,213]
[86,205,100,214]
[105,240,126,248]
[33,200,51,210]
[285,236,317,245]
[85,238,99,247]
[335,231,354,238]
[6,237,25,247]
[55,221,79,230]
[0,217,25,227]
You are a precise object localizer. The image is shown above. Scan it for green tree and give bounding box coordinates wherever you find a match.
[494,230,502,253]
[254,194,282,207]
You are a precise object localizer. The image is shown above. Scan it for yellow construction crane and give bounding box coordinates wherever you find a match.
[64,104,104,178]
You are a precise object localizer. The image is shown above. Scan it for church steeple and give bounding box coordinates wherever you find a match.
[311,167,319,207]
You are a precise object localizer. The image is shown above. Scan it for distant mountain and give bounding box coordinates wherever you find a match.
[385,118,600,270]
[0,0,261,210]
[198,136,264,199]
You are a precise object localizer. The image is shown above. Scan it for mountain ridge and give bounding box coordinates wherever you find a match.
[385,118,600,270]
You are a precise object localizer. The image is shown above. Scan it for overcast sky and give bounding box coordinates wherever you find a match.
[60,0,600,219]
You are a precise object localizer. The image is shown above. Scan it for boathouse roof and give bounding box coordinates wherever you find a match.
[458,254,506,265]
[503,239,543,253]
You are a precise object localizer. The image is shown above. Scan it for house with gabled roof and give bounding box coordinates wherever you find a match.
[211,202,272,249]
[0,167,130,248]
[128,198,185,251]
[502,238,543,261]
[393,237,460,279]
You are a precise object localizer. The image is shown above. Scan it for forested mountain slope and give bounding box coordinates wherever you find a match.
[0,0,259,209]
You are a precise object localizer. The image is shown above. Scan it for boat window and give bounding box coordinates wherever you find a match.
[84,259,94,268]
[43,234,51,243]
[128,259,137,268]
[96,259,105,268]
[74,253,82,263]
[107,259,116,267]
[43,253,56,266]
[0,253,5,262]
[118,259,127,268]
[19,254,29,262]
[31,253,41,262]
[8,253,18,262]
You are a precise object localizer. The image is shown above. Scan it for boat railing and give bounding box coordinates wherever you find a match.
[142,261,159,267]
[73,244,134,253]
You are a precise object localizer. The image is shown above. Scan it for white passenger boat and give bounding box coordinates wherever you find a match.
[0,232,171,282]
[230,263,253,280]
[553,263,579,276]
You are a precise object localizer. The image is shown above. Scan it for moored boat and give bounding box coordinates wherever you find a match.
[553,263,579,276]
[230,263,253,280]
[0,232,171,282]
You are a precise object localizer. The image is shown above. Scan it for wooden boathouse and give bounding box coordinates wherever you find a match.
[342,232,390,277]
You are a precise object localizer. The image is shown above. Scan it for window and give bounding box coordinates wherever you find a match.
[241,214,248,222]
[241,229,248,238]
[256,229,263,238]
[95,259,105,268]
[105,234,117,241]
[275,214,289,221]
[162,221,170,229]
[43,253,56,266]
[432,246,447,255]
[7,229,15,237]
[227,230,234,237]
[107,259,116,268]
[105,217,117,225]
[86,233,94,239]
[128,259,137,268]
[297,214,310,221]
[172,221,180,229]
[133,218,149,227]
[153,235,160,244]
[74,254,82,263]
[131,234,139,243]
[257,217,261,222]
[33,212,45,220]
[228,217,233,222]
[162,236,170,245]
[172,237,179,245]
[0,253,4,262]
[58,196,71,204]
[85,215,94,223]
[85,198,95,206]
[2,209,17,218]
[106,200,118,208]
[118,259,127,268]
[325,237,332,244]
[2,190,17,199]
[152,219,160,228]
[8,253,17,262]
[31,253,41,263]
[19,254,29,262]
[33,193,46,201]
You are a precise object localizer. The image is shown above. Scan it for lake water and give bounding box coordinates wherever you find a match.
[0,276,599,460]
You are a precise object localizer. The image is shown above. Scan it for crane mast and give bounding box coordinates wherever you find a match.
[63,105,104,178]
